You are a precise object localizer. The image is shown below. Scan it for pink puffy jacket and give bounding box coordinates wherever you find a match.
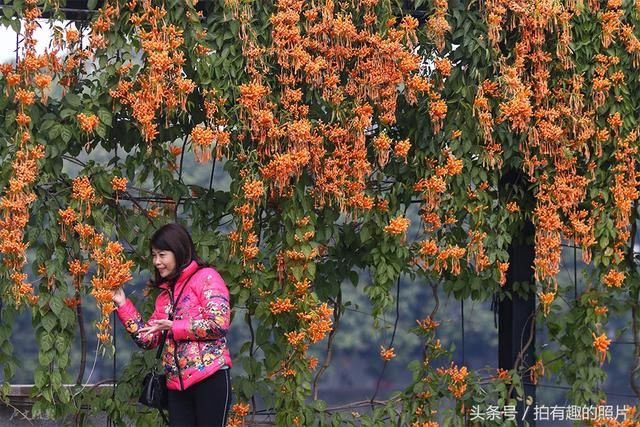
[116,260,232,390]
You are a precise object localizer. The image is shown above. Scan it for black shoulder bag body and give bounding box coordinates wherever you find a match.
[139,268,197,422]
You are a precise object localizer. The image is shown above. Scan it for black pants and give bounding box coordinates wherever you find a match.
[168,369,231,427]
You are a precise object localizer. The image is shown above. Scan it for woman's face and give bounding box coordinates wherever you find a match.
[151,247,177,279]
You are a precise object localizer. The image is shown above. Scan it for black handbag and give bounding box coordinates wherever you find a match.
[139,335,169,410]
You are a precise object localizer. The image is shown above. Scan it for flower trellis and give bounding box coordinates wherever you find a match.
[0,0,639,425]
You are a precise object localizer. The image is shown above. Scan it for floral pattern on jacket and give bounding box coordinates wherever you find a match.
[116,261,232,390]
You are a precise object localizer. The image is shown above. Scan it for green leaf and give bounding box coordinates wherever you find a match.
[4,110,16,129]
[58,351,69,368]
[49,295,64,316]
[256,325,270,345]
[349,270,359,286]
[360,226,370,242]
[312,399,326,411]
[34,369,47,388]
[59,387,70,403]
[39,349,55,365]
[41,313,57,332]
[55,336,66,354]
[96,123,107,139]
[49,124,61,140]
[61,126,73,144]
[31,400,43,419]
[9,18,20,33]
[291,266,304,281]
[307,262,316,278]
[98,108,113,127]
[60,108,75,119]
[2,6,14,18]
[241,380,255,398]
[115,383,132,401]
[50,370,62,388]
[64,93,82,108]
[41,334,53,351]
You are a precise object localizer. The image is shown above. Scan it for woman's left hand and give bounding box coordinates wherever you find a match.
[138,319,173,337]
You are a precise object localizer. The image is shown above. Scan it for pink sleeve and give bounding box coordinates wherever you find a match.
[116,297,166,350]
[172,270,231,341]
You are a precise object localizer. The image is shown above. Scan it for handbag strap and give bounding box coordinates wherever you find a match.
[152,266,199,361]
[154,331,168,361]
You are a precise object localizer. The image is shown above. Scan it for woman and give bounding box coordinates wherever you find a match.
[113,223,232,426]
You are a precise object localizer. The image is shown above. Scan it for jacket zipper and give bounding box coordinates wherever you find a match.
[164,266,201,391]
[172,338,185,391]
[168,289,185,391]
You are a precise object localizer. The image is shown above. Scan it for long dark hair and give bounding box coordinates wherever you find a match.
[150,223,207,286]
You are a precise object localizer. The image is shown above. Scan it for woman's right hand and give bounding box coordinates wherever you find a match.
[112,288,126,308]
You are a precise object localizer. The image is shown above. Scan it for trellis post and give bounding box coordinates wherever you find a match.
[499,169,537,426]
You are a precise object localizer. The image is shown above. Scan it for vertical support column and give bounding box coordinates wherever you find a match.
[499,219,536,426]
[498,167,536,426]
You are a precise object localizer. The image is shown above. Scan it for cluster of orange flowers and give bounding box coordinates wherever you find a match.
[477,2,640,378]
[394,139,411,163]
[66,258,89,309]
[268,297,332,376]
[606,130,639,286]
[495,261,509,287]
[432,245,467,276]
[466,230,490,274]
[226,402,251,427]
[592,332,611,366]
[566,209,595,263]
[602,269,625,288]
[426,56,453,134]
[426,0,450,52]
[379,346,396,361]
[56,26,87,91]
[496,65,532,134]
[372,133,392,168]
[416,316,440,333]
[229,175,265,266]
[383,216,410,238]
[415,152,462,211]
[269,297,295,315]
[411,150,481,277]
[533,200,562,288]
[474,0,639,322]
[111,176,128,204]
[91,241,134,342]
[89,1,118,50]
[72,175,97,217]
[538,291,556,316]
[590,405,640,427]
[77,113,99,133]
[0,0,57,306]
[58,176,134,343]
[0,144,45,304]
[190,89,230,162]
[473,81,502,168]
[191,125,215,163]
[68,259,90,287]
[530,359,545,385]
[234,0,430,215]
[300,303,333,344]
[108,0,196,143]
[372,133,411,168]
[437,363,468,399]
[260,214,333,391]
